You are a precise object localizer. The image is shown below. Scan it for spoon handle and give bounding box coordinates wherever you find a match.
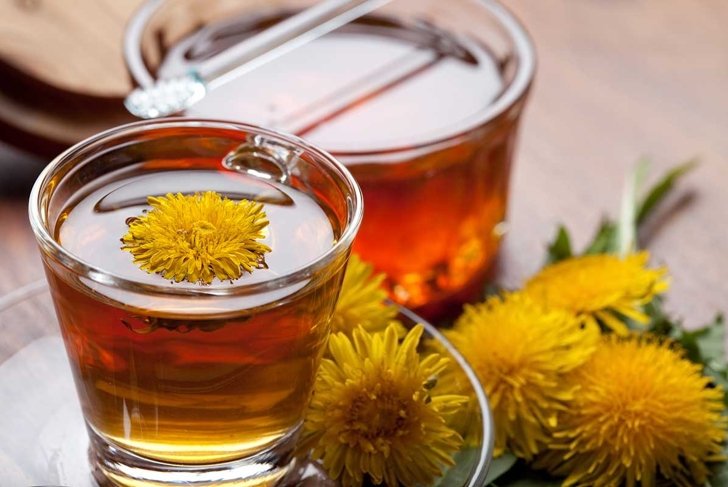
[124,0,392,119]
[201,0,393,90]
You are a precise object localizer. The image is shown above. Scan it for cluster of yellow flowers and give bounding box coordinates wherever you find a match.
[447,251,726,486]
[304,251,726,487]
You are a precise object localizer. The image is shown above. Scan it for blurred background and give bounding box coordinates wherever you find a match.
[1,0,726,324]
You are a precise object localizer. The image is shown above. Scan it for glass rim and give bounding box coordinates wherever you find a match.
[397,305,495,485]
[28,118,364,298]
[124,0,536,156]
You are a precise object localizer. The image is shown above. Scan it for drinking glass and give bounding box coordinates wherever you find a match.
[28,119,363,487]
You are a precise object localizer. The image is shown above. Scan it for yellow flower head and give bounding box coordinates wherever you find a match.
[122,191,270,284]
[332,254,401,335]
[445,292,599,460]
[301,324,466,487]
[537,336,726,487]
[424,357,482,448]
[524,252,669,335]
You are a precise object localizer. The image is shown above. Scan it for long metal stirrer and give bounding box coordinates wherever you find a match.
[124,0,392,119]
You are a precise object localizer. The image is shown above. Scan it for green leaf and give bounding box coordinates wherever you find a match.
[438,448,497,486]
[694,314,728,407]
[493,463,563,487]
[583,219,618,255]
[617,159,650,256]
[545,226,573,264]
[647,303,728,406]
[482,284,505,300]
[637,159,698,225]
[676,328,706,363]
[643,299,728,406]
[707,441,728,486]
[644,297,687,342]
[679,314,728,407]
[485,453,518,484]
[499,479,562,487]
[694,314,726,363]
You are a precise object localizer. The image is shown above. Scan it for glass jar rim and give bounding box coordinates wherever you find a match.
[124,0,536,156]
[28,118,364,298]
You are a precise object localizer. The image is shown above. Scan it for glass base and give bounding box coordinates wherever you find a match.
[88,425,301,487]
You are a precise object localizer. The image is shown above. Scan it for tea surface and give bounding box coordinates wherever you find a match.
[57,164,335,289]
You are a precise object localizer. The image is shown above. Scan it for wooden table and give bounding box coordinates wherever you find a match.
[1,0,727,329]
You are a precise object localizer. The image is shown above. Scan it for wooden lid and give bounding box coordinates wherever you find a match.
[0,0,144,156]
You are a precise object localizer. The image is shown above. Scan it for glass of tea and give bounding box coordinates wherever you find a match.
[125,0,536,318]
[28,119,363,486]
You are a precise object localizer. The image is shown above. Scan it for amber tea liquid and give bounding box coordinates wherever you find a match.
[165,13,527,317]
[47,159,342,464]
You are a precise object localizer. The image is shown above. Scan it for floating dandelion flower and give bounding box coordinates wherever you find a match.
[524,252,669,335]
[301,324,465,487]
[445,292,599,459]
[538,336,726,487]
[122,191,270,284]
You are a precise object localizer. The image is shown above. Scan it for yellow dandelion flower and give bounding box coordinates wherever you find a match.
[301,324,466,487]
[121,191,270,284]
[537,336,727,487]
[445,292,599,460]
[524,252,669,335]
[425,359,482,448]
[332,254,401,335]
